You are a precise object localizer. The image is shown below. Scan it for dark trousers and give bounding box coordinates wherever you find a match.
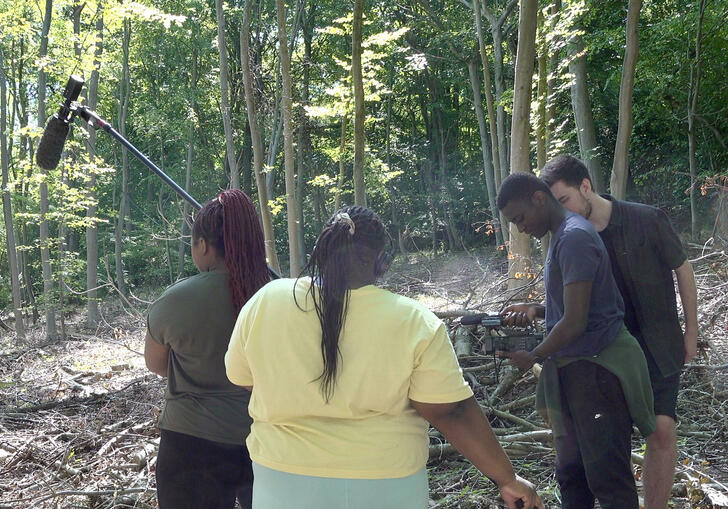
[554,361,638,509]
[156,429,253,509]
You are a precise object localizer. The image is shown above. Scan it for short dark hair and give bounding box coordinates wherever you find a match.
[540,154,592,188]
[497,172,554,210]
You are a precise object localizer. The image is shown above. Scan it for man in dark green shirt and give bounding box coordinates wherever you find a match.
[542,155,698,509]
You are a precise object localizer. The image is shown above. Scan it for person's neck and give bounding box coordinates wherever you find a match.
[549,204,567,234]
[202,259,226,273]
[348,276,376,289]
[588,194,613,232]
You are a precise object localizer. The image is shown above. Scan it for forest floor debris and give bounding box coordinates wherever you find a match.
[0,248,726,508]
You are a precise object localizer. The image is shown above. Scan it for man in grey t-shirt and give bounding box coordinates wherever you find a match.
[496,172,653,509]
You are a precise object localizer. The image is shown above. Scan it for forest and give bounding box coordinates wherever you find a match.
[1,0,727,506]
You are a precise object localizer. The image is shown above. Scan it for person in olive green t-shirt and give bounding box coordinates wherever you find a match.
[145,189,269,509]
[225,205,544,509]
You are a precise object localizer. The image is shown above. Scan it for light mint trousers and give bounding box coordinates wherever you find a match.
[251,462,429,509]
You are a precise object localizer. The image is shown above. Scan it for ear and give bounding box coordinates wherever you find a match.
[580,178,593,195]
[531,190,548,208]
[196,237,209,255]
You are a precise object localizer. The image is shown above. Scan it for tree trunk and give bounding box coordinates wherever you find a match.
[417,92,439,252]
[568,34,604,192]
[179,46,198,278]
[86,9,103,326]
[610,0,643,200]
[114,20,130,297]
[546,0,561,155]
[468,57,503,246]
[687,0,705,240]
[473,0,501,186]
[335,114,347,210]
[508,0,538,290]
[296,5,313,268]
[435,108,463,251]
[38,0,57,340]
[1,46,25,340]
[384,68,406,255]
[276,0,302,276]
[536,11,547,172]
[264,6,303,202]
[178,121,193,278]
[241,123,253,194]
[266,67,282,200]
[352,0,366,206]
[473,0,507,242]
[15,38,39,323]
[241,0,281,272]
[481,1,516,184]
[216,0,239,188]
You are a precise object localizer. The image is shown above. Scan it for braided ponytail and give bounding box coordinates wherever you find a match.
[297,206,387,401]
[193,189,269,315]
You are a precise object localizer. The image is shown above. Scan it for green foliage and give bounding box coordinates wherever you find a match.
[0,0,725,321]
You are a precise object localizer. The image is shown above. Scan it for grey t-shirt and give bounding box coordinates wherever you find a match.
[147,270,252,444]
[545,213,625,358]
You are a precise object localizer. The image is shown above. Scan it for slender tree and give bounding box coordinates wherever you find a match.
[335,114,347,210]
[610,0,643,199]
[687,0,706,239]
[86,7,103,326]
[37,0,57,340]
[481,0,518,182]
[1,46,25,340]
[114,19,130,297]
[568,33,604,192]
[276,0,302,275]
[352,0,367,205]
[241,0,281,271]
[216,0,239,188]
[179,46,198,278]
[468,56,503,246]
[508,0,538,289]
[473,0,507,241]
[296,1,314,268]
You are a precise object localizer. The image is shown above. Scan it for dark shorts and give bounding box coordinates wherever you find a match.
[643,346,680,421]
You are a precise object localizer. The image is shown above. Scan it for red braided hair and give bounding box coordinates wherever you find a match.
[192,189,269,315]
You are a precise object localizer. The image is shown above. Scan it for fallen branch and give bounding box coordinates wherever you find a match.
[684,363,728,370]
[429,431,553,461]
[487,368,523,405]
[486,408,544,431]
[462,362,496,373]
[26,487,152,506]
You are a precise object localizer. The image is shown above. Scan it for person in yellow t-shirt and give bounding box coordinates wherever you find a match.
[225,205,544,509]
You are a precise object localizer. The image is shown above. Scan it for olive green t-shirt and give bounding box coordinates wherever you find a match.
[147,270,252,445]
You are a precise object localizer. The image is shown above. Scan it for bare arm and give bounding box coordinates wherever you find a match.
[532,280,591,359]
[412,397,543,509]
[675,260,698,363]
[505,281,591,370]
[144,331,170,377]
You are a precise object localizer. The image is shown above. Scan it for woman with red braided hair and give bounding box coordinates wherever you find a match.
[145,189,269,509]
[225,205,544,509]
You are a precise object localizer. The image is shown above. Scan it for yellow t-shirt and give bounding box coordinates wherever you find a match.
[225,277,473,479]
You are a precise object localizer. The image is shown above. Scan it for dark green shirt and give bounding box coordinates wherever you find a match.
[599,196,687,377]
[147,270,252,445]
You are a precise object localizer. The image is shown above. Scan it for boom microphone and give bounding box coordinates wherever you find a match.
[35,75,84,170]
[36,115,70,170]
